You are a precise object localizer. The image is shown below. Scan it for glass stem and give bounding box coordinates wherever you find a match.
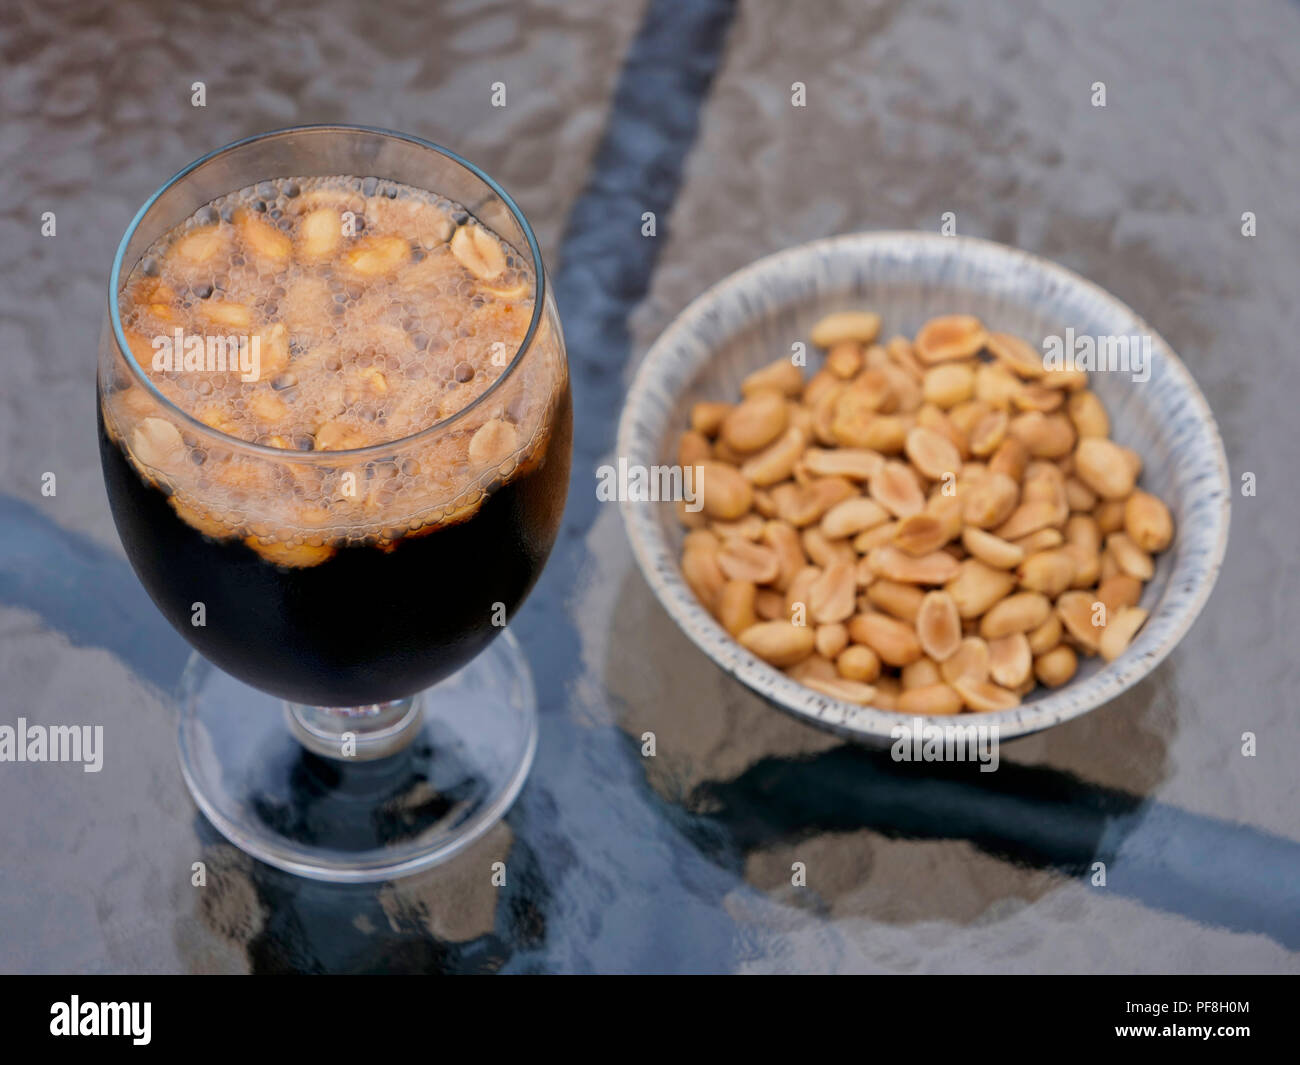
[284,696,424,761]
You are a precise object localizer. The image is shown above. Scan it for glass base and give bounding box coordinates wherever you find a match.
[177,630,538,882]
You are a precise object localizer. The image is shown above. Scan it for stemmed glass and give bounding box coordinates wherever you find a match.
[97,126,571,880]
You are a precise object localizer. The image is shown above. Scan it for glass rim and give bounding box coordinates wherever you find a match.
[107,123,547,462]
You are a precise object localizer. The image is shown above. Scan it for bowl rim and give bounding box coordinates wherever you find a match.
[617,230,1231,744]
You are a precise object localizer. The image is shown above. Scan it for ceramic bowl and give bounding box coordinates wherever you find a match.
[618,232,1230,745]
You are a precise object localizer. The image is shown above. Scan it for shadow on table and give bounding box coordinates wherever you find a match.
[604,566,1300,948]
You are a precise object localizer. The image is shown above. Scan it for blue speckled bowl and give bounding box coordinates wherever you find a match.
[618,232,1230,746]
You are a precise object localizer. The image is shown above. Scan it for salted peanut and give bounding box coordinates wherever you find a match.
[130,416,185,472]
[1124,490,1174,553]
[802,527,854,568]
[961,471,1019,528]
[810,383,845,445]
[1066,389,1110,438]
[968,408,1008,458]
[721,390,788,453]
[1106,531,1155,580]
[985,332,1044,379]
[249,390,288,423]
[296,206,343,261]
[740,426,806,485]
[235,209,292,262]
[201,300,253,328]
[448,223,506,279]
[682,543,725,612]
[904,426,962,481]
[988,632,1032,688]
[1034,644,1078,688]
[712,438,747,465]
[753,489,777,518]
[848,612,922,666]
[916,591,962,661]
[894,512,952,557]
[1096,573,1143,615]
[739,621,816,668]
[1056,591,1102,654]
[1018,548,1077,596]
[244,536,335,568]
[1009,410,1075,458]
[466,417,518,467]
[953,678,1020,711]
[900,657,942,689]
[829,389,883,447]
[944,559,1016,618]
[786,655,838,683]
[805,368,841,407]
[173,224,228,264]
[802,446,883,481]
[858,414,909,454]
[1094,498,1127,535]
[346,234,411,277]
[987,436,1029,483]
[868,544,960,585]
[785,565,821,618]
[718,580,759,636]
[869,461,925,518]
[1026,613,1063,656]
[1100,606,1149,661]
[677,429,711,468]
[1061,543,1100,588]
[1065,510,1100,549]
[691,401,731,437]
[940,637,990,685]
[916,403,968,458]
[761,520,805,590]
[1065,476,1098,512]
[755,589,785,620]
[718,538,780,584]
[853,521,898,554]
[885,334,924,377]
[988,500,1055,543]
[683,529,720,553]
[1119,445,1143,481]
[973,362,1019,409]
[815,622,850,658]
[1012,383,1064,413]
[698,461,754,521]
[771,476,854,526]
[807,561,857,624]
[836,644,881,682]
[811,310,881,348]
[922,363,975,408]
[742,358,804,398]
[898,683,963,715]
[881,363,923,412]
[825,340,864,379]
[677,499,707,528]
[803,676,879,705]
[1075,437,1137,499]
[1011,528,1063,553]
[788,402,814,438]
[914,315,987,364]
[865,578,924,622]
[980,591,1052,639]
[822,498,890,540]
[961,527,1023,569]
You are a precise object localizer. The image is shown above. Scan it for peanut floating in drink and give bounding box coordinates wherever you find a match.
[103,175,566,565]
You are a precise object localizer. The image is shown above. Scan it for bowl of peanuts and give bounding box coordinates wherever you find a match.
[617,232,1230,744]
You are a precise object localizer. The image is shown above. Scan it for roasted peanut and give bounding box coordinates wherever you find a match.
[961,471,1019,528]
[1106,531,1155,580]
[771,476,854,526]
[1099,606,1148,661]
[811,311,881,349]
[742,358,804,398]
[1124,490,1174,553]
[866,579,925,622]
[848,612,923,666]
[1026,612,1063,656]
[722,391,789,453]
[868,543,961,585]
[691,401,731,437]
[988,632,1032,688]
[980,592,1052,639]
[961,527,1024,569]
[740,426,807,485]
[808,561,857,623]
[678,429,711,468]
[916,591,962,661]
[905,426,962,481]
[821,497,890,539]
[815,622,850,659]
[922,363,975,409]
[1075,437,1137,499]
[718,538,780,584]
[1034,644,1078,687]
[803,676,879,705]
[952,678,1020,712]
[898,684,963,715]
[718,580,759,636]
[1055,590,1102,654]
[698,461,754,520]
[802,447,883,481]
[869,461,926,518]
[914,315,987,364]
[901,657,943,689]
[739,621,816,668]
[985,332,1044,379]
[1017,548,1077,596]
[836,644,882,683]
